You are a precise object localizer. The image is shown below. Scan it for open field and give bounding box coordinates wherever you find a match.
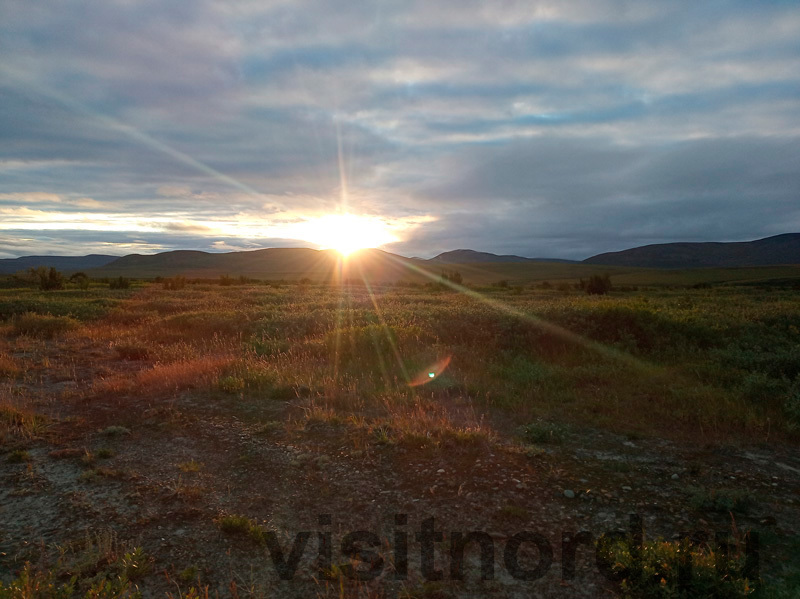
[1,278,799,597]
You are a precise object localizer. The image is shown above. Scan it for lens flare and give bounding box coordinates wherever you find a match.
[410,356,452,387]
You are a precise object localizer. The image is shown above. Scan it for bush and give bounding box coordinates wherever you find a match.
[30,266,64,291]
[582,274,612,295]
[69,272,90,290]
[109,276,130,290]
[521,420,567,444]
[440,269,463,285]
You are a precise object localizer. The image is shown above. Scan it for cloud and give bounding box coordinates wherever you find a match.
[0,0,799,258]
[0,192,62,204]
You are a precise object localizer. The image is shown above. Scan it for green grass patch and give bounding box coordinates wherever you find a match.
[597,533,757,598]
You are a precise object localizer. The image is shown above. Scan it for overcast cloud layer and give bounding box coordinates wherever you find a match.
[1,0,799,259]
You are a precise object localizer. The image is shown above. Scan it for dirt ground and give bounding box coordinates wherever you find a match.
[1,323,799,597]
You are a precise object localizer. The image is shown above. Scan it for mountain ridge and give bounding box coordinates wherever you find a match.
[0,254,119,275]
[584,233,800,268]
[430,249,576,264]
[2,232,798,277]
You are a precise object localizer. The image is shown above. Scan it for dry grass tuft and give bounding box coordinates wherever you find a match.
[11,313,79,338]
[0,353,20,377]
[0,401,48,440]
[95,355,235,395]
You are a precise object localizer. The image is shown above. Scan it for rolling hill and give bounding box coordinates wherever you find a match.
[90,248,439,283]
[0,254,118,275]
[584,233,800,268]
[4,233,800,286]
[430,249,576,264]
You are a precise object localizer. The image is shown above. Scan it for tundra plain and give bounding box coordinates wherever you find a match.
[1,271,799,598]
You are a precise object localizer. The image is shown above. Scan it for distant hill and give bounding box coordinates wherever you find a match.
[430,249,576,264]
[0,254,118,275]
[584,234,800,268]
[91,248,435,283]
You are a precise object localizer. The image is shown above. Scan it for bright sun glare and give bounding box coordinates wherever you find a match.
[296,213,398,256]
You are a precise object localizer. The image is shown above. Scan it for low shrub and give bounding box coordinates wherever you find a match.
[11,312,78,338]
[582,274,612,295]
[109,276,131,290]
[597,533,757,598]
[689,486,755,514]
[521,420,567,444]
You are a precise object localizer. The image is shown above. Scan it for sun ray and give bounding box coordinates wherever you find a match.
[357,261,412,386]
[383,254,660,374]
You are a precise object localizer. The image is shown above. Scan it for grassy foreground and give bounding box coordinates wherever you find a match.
[1,279,798,597]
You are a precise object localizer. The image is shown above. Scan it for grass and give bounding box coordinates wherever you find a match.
[11,313,79,338]
[100,425,131,436]
[178,459,202,472]
[4,280,800,445]
[520,420,568,444]
[216,514,268,545]
[1,277,799,595]
[6,449,31,463]
[10,281,795,440]
[688,487,756,515]
[597,532,758,598]
[0,403,48,440]
[0,353,20,377]
[0,529,150,598]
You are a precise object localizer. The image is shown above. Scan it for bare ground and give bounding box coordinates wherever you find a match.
[1,333,799,598]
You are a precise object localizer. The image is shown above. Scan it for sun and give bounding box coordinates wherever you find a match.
[295,213,398,256]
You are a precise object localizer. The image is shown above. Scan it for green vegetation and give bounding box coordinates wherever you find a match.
[109,276,131,290]
[6,449,31,463]
[0,531,150,598]
[216,514,268,545]
[520,420,568,444]
[31,266,66,291]
[0,404,48,439]
[11,312,79,338]
[69,272,91,291]
[689,487,755,515]
[2,275,796,439]
[597,533,757,598]
[582,273,613,295]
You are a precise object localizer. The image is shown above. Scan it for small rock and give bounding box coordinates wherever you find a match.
[671,473,679,480]
[564,490,575,499]
[622,486,632,492]
[437,468,445,474]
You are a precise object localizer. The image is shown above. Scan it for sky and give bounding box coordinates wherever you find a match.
[1,0,799,260]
